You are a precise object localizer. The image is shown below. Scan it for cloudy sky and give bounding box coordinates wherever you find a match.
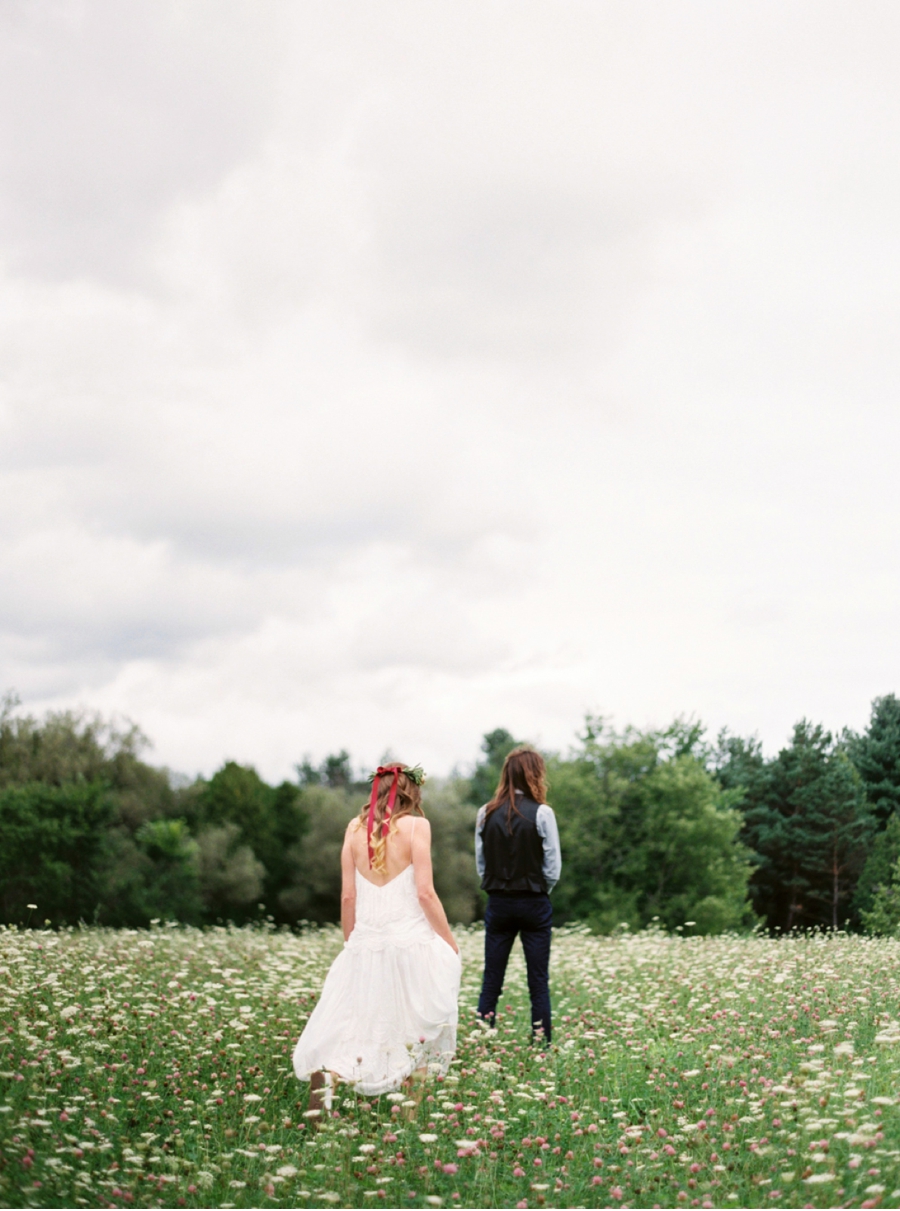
[1,1,899,780]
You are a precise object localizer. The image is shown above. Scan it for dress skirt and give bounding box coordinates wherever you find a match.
[292,865,461,1095]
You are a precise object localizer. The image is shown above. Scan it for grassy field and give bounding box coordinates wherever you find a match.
[2,922,900,1209]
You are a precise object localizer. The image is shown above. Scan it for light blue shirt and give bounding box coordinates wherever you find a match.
[475,801,562,893]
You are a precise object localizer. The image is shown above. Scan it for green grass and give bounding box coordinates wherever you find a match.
[3,921,900,1208]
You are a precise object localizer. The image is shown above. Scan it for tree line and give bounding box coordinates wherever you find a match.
[2,690,900,936]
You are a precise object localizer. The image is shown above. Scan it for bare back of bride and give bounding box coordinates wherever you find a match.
[292,764,461,1106]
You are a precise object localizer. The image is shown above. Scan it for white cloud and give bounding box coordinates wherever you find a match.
[2,1,900,778]
[0,0,286,282]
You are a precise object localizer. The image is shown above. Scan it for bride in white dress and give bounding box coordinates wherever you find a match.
[293,764,461,1109]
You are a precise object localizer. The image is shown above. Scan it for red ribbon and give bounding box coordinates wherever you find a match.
[367,765,403,867]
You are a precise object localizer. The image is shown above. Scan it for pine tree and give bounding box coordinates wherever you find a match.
[848,694,900,826]
[718,722,874,930]
[844,695,900,924]
[809,748,874,929]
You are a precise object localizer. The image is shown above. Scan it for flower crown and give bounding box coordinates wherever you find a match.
[367,763,426,787]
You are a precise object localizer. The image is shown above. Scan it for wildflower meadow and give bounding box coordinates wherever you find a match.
[3,923,900,1209]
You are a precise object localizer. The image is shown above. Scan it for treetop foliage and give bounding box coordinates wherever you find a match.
[3,690,900,937]
[846,694,900,826]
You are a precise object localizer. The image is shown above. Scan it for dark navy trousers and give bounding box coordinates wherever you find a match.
[477,892,553,1042]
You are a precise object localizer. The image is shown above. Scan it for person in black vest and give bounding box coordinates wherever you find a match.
[475,746,561,1043]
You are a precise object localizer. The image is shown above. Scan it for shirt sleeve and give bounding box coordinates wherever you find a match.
[475,805,486,880]
[535,805,562,892]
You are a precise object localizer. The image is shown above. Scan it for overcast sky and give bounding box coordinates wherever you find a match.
[2,1,899,780]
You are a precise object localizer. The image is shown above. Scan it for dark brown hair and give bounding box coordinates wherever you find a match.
[484,746,548,831]
[353,765,424,873]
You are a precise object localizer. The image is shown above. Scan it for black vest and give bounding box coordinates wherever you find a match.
[480,793,547,894]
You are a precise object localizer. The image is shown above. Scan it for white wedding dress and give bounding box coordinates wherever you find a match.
[292,833,461,1095]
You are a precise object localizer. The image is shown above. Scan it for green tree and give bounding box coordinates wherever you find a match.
[0,693,189,928]
[718,722,874,931]
[134,819,203,923]
[836,692,900,927]
[0,781,113,924]
[97,818,210,927]
[188,761,308,921]
[847,694,900,827]
[545,746,634,931]
[468,729,520,807]
[260,780,309,914]
[860,854,900,935]
[296,750,357,789]
[546,718,755,934]
[277,785,357,923]
[854,811,900,922]
[193,761,272,840]
[0,694,169,805]
[622,754,754,934]
[196,823,265,920]
[811,749,874,929]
